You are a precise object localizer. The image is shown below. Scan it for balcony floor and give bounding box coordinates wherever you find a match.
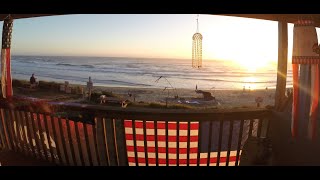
[0,149,56,166]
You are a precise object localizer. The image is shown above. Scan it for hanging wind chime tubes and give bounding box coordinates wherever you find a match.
[291,18,320,140]
[192,15,203,68]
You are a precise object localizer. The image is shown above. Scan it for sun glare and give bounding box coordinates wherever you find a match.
[236,56,270,72]
[243,77,258,90]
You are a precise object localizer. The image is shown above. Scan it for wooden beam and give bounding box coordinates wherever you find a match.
[275,21,288,110]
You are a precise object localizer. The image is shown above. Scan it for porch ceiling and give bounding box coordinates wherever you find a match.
[1,14,320,27]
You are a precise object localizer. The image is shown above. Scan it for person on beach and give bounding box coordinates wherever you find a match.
[87,76,93,100]
[30,73,38,88]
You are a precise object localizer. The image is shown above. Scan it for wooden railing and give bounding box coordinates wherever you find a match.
[0,97,271,166]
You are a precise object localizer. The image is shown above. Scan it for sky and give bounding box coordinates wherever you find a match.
[1,14,320,63]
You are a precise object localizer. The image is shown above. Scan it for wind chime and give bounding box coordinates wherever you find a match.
[291,17,320,140]
[192,15,203,68]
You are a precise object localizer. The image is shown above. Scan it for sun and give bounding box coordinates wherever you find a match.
[234,56,270,72]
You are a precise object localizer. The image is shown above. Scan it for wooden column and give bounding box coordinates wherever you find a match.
[275,21,288,110]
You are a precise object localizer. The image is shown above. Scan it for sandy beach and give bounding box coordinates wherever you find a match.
[13,79,276,109]
[93,86,275,108]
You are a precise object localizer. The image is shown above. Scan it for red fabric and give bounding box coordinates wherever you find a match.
[292,64,299,137]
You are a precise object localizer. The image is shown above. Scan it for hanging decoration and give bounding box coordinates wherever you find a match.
[192,14,203,68]
[291,18,320,140]
[1,15,13,99]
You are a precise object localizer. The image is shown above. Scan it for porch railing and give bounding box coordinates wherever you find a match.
[0,98,271,166]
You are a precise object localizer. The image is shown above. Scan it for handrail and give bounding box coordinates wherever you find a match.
[0,97,271,121]
[0,97,271,166]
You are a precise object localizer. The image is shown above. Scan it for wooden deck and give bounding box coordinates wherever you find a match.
[0,149,56,166]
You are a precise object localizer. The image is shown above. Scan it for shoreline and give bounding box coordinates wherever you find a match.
[12,78,276,109]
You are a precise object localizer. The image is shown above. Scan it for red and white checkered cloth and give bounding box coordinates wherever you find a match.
[124,120,240,166]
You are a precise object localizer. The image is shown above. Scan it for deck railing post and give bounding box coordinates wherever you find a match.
[275,21,288,110]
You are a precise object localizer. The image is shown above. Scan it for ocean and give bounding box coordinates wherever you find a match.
[11,55,292,90]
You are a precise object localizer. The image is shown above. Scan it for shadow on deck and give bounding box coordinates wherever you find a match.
[0,149,56,166]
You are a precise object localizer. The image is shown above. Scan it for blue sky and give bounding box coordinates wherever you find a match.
[1,14,318,62]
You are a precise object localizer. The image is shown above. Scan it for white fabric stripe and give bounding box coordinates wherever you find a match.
[179,130,188,136]
[168,130,177,135]
[179,154,187,159]
[158,153,166,159]
[126,140,134,146]
[147,141,155,147]
[190,142,198,148]
[128,162,135,166]
[135,128,143,135]
[146,129,155,135]
[157,129,165,135]
[127,152,135,157]
[158,142,166,147]
[137,152,145,158]
[125,127,133,134]
[148,153,155,158]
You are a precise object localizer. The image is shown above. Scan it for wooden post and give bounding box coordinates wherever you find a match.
[275,21,288,111]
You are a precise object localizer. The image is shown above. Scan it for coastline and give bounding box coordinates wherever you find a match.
[12,79,276,108]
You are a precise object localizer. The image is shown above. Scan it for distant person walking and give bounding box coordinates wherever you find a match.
[87,76,93,100]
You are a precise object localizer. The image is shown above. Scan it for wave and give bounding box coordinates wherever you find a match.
[177,77,277,84]
[56,63,95,68]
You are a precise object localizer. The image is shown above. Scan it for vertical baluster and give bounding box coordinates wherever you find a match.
[216,115,224,166]
[114,119,128,166]
[14,110,25,154]
[165,121,169,166]
[226,120,234,166]
[84,122,93,166]
[207,121,213,166]
[235,120,245,166]
[51,116,64,165]
[257,118,263,138]
[23,111,34,157]
[43,114,54,163]
[176,120,179,166]
[18,111,29,155]
[21,111,33,156]
[143,120,148,166]
[187,121,190,166]
[102,118,110,165]
[92,118,101,166]
[74,121,85,166]
[266,118,271,138]
[96,117,108,166]
[0,109,11,150]
[154,120,159,166]
[197,121,202,166]
[132,119,138,166]
[0,109,7,149]
[111,119,120,166]
[65,118,77,165]
[7,109,18,152]
[29,112,41,159]
[58,117,70,165]
[37,113,49,161]
[104,118,117,166]
[248,119,254,137]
